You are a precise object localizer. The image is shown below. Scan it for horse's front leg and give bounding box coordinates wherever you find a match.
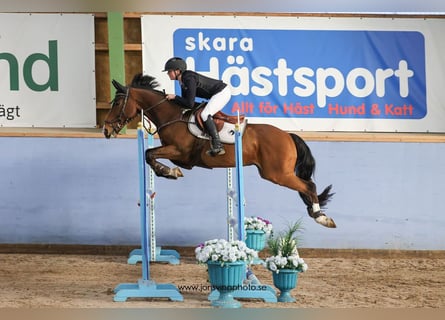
[145,145,184,179]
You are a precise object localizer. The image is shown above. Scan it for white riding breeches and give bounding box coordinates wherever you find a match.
[200,86,232,121]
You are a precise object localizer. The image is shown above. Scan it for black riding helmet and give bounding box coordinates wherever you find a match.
[163,57,187,72]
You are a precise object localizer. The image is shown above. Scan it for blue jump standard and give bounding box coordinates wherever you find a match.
[114,280,183,302]
[208,121,277,304]
[127,247,180,265]
[250,257,265,265]
[126,128,180,266]
[113,126,183,302]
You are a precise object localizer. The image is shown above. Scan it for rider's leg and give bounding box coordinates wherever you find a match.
[203,115,225,156]
[201,86,231,156]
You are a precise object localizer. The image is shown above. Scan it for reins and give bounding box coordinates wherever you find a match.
[137,91,191,135]
[142,96,167,113]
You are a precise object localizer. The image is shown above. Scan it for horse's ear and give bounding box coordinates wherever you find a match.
[112,79,126,93]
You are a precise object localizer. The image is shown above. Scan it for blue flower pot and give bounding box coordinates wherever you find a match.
[272,269,299,302]
[245,230,266,251]
[207,261,245,308]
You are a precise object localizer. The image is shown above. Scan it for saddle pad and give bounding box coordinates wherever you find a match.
[187,113,248,144]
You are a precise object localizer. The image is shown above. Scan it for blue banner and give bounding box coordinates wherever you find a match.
[173,29,426,120]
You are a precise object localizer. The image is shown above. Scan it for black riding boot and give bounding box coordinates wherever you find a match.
[204,115,225,156]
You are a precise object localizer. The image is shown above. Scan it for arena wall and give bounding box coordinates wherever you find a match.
[0,135,443,250]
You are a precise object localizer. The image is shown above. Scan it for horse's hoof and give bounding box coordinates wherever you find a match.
[315,215,337,228]
[172,167,184,178]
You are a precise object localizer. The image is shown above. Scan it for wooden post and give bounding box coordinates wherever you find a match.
[107,12,126,133]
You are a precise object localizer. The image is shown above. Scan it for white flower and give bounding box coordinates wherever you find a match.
[264,254,308,272]
[244,216,273,234]
[195,238,257,265]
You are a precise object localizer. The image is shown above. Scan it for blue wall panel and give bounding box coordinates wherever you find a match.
[0,136,443,250]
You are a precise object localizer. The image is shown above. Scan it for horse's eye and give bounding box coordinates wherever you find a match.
[111,99,120,108]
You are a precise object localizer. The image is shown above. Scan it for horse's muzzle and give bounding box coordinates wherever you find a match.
[103,127,111,139]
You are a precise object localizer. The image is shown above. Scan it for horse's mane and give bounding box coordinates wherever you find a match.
[131,73,187,108]
[131,73,162,92]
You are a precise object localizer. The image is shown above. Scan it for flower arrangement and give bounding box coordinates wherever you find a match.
[264,220,308,273]
[244,216,273,234]
[195,239,258,266]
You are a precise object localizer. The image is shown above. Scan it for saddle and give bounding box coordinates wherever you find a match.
[193,102,246,132]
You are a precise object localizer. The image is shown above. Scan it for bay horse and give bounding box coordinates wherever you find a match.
[103,74,336,228]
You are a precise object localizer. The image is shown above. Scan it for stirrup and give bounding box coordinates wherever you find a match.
[206,139,225,156]
[206,147,225,156]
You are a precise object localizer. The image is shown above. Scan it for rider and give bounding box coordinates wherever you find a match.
[163,57,231,156]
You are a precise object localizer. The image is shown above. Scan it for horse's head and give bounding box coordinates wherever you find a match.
[103,74,172,138]
[103,80,139,139]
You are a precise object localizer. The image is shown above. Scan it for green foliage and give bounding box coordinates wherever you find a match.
[267,219,304,257]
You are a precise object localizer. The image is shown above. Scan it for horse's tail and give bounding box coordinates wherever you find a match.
[290,133,334,208]
[290,133,315,181]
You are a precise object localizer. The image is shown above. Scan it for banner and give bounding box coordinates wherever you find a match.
[0,13,96,127]
[141,15,445,132]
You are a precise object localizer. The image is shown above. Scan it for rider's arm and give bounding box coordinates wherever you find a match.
[173,72,197,108]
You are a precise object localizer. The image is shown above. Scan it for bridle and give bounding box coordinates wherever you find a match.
[104,90,132,135]
[105,86,178,135]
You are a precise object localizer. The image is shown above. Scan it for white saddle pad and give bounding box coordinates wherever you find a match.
[187,113,247,144]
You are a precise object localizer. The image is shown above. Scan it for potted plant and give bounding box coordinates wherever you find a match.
[244,216,273,252]
[195,239,257,308]
[264,220,308,302]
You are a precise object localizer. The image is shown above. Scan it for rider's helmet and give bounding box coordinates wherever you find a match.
[163,57,187,72]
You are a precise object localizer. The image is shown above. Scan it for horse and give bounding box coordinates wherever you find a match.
[103,74,336,228]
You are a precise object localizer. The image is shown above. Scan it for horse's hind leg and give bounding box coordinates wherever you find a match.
[145,146,184,179]
[292,177,336,228]
[297,183,335,228]
[260,169,336,228]
[299,183,336,228]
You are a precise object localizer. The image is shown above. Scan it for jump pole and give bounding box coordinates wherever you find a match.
[210,116,277,303]
[226,117,245,242]
[126,119,180,265]
[113,123,183,302]
[234,118,246,242]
